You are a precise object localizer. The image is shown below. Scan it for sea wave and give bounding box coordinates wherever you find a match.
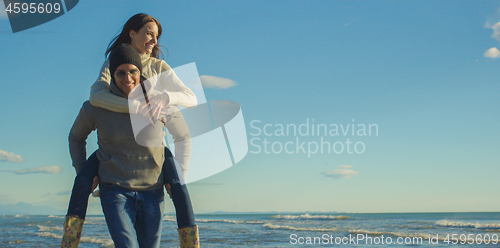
[37,225,63,232]
[84,216,106,225]
[263,223,338,232]
[246,220,266,224]
[8,239,27,244]
[272,214,350,220]
[163,215,266,224]
[80,236,114,247]
[197,219,245,224]
[435,220,500,229]
[35,232,114,247]
[197,219,266,224]
[407,220,435,224]
[36,231,61,240]
[163,215,176,221]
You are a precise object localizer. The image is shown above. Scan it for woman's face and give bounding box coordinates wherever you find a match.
[114,64,140,96]
[129,21,159,55]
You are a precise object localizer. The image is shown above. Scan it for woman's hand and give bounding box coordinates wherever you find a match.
[138,92,170,125]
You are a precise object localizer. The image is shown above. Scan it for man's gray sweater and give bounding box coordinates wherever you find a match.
[69,83,164,191]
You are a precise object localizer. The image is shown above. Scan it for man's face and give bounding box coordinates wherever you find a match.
[114,64,140,96]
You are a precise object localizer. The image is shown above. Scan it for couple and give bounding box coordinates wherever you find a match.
[62,14,199,248]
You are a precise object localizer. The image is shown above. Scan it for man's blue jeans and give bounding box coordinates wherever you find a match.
[100,183,164,248]
[67,148,195,228]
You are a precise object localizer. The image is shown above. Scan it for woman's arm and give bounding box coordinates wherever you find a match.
[89,60,140,114]
[68,102,96,173]
[156,61,197,108]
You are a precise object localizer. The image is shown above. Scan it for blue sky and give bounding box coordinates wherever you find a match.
[0,0,499,214]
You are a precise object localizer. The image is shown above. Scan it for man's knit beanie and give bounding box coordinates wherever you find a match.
[109,43,142,82]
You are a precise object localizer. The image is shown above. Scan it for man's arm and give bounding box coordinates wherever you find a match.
[68,102,95,174]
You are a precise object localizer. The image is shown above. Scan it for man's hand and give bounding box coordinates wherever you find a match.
[165,183,172,199]
[92,176,99,192]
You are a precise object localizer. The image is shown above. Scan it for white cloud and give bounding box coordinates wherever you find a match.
[0,149,24,163]
[491,21,500,41]
[7,165,62,174]
[485,21,500,41]
[338,165,353,168]
[484,47,500,58]
[322,169,359,179]
[200,75,237,89]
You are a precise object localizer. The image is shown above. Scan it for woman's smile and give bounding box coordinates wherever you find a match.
[130,21,158,54]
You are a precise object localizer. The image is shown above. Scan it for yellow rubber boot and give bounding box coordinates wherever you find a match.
[178,225,200,248]
[61,215,84,248]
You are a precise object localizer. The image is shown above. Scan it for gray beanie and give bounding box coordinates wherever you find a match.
[109,43,142,82]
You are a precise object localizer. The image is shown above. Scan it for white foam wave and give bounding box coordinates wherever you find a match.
[36,232,114,247]
[37,225,63,232]
[84,216,106,225]
[8,239,27,244]
[348,229,386,236]
[246,221,266,224]
[436,220,500,229]
[163,215,176,221]
[164,216,266,225]
[263,223,338,232]
[80,236,114,247]
[196,219,246,224]
[36,231,61,239]
[272,214,350,220]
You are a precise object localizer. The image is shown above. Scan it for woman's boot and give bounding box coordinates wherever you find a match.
[178,225,199,248]
[60,215,84,248]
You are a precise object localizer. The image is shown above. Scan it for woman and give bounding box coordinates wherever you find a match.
[62,14,198,248]
[94,13,196,179]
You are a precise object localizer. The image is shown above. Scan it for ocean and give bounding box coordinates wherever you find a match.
[1,212,500,247]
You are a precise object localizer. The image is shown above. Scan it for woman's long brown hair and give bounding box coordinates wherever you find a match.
[105,13,163,59]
